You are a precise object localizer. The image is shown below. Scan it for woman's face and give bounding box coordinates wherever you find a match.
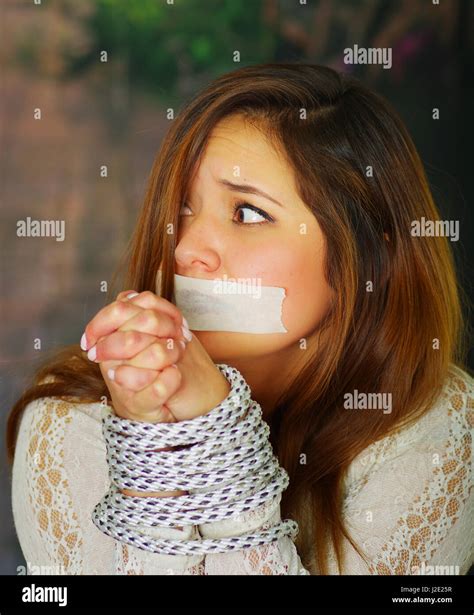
[175,114,333,364]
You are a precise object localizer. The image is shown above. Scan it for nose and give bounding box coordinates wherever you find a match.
[175,209,222,274]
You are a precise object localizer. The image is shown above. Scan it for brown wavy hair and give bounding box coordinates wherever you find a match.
[6,63,470,574]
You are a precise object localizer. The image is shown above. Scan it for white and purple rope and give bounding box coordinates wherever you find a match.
[91,364,299,556]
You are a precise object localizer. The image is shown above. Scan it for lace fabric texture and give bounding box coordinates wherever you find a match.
[11,365,473,575]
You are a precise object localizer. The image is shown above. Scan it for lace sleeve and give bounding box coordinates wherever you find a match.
[334,366,473,575]
[11,396,205,575]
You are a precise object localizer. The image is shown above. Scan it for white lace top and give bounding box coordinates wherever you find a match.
[11,364,473,575]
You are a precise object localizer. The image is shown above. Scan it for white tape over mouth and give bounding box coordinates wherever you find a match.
[155,270,288,334]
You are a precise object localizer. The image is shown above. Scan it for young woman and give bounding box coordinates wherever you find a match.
[7,63,473,575]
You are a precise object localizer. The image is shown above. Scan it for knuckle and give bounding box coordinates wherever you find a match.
[135,311,150,327]
[110,301,127,319]
[153,380,166,398]
[149,342,165,363]
[113,366,124,384]
[124,330,141,348]
[141,291,155,301]
[142,309,160,328]
[136,369,151,388]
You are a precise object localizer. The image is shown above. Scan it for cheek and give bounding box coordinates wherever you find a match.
[282,263,332,339]
[232,241,331,340]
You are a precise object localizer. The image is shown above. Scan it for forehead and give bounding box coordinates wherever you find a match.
[190,114,291,187]
[206,115,276,157]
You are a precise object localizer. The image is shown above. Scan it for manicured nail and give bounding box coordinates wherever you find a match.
[182,317,190,330]
[80,333,88,351]
[125,292,139,300]
[107,368,115,381]
[87,345,97,361]
[182,325,192,342]
[179,340,186,350]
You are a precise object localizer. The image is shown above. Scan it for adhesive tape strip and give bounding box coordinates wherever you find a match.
[155,270,287,334]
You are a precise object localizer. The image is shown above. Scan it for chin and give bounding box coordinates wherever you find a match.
[192,329,286,363]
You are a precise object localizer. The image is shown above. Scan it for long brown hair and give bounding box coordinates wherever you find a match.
[6,63,469,574]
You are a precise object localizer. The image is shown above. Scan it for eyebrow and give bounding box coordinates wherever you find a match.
[218,179,284,208]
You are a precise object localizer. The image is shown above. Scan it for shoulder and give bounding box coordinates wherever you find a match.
[20,394,109,430]
[444,364,473,415]
[422,364,473,444]
[346,364,473,488]
[25,373,112,422]
[16,383,113,467]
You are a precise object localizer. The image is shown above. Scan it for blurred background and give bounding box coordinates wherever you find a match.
[1,0,473,574]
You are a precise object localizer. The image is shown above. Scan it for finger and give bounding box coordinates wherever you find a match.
[129,364,182,416]
[100,361,176,424]
[91,330,158,362]
[110,365,160,392]
[119,291,184,329]
[116,290,140,301]
[116,308,188,344]
[123,337,185,370]
[83,298,181,351]
[99,358,125,387]
[101,362,176,423]
[115,391,176,424]
[119,291,190,341]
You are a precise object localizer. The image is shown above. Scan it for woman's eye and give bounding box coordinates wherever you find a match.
[233,202,273,225]
[178,201,274,225]
[179,203,192,216]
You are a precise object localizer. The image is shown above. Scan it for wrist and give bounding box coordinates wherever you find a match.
[190,373,232,420]
[111,402,174,425]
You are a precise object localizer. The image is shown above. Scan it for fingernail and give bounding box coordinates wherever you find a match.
[80,333,88,351]
[87,345,97,361]
[107,368,115,381]
[179,340,186,350]
[182,324,192,342]
[182,317,190,330]
[125,292,139,300]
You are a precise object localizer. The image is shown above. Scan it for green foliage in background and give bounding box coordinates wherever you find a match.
[65,0,275,101]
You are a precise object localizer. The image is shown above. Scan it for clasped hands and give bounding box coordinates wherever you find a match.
[81,289,231,498]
